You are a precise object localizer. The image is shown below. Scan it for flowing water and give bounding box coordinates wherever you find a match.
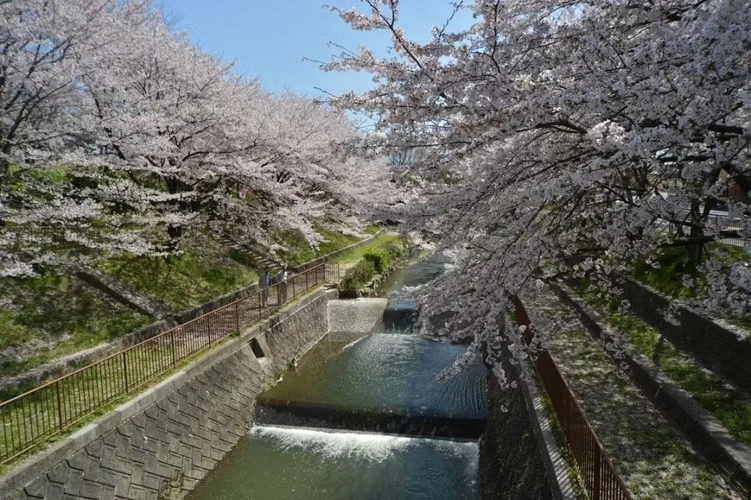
[186,254,484,500]
[187,426,480,500]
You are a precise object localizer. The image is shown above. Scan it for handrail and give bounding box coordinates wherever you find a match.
[511,295,632,500]
[0,261,339,464]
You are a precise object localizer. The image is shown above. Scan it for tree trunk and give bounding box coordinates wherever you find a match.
[686,201,705,266]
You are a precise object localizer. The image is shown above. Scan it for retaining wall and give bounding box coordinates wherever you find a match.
[0,289,336,500]
[554,282,751,497]
[480,353,556,500]
[620,277,751,394]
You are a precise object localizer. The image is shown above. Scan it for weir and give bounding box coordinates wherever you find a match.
[185,256,489,499]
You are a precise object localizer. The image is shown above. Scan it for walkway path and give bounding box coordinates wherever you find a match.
[527,286,741,500]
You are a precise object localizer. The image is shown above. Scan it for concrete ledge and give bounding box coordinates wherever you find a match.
[619,276,751,393]
[551,282,751,497]
[518,362,578,500]
[0,287,333,497]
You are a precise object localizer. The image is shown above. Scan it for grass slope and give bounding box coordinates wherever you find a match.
[0,274,150,378]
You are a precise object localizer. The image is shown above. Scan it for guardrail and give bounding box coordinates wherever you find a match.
[511,296,631,500]
[0,261,339,464]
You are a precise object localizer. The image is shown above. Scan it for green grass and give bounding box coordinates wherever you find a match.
[333,233,402,265]
[0,274,151,378]
[0,272,328,472]
[632,243,749,299]
[273,226,361,266]
[632,243,751,329]
[576,283,751,448]
[97,238,258,313]
[363,224,381,235]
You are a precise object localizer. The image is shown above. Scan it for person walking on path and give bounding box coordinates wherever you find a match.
[277,265,288,305]
[259,268,271,307]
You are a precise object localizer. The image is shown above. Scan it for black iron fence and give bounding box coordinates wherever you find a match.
[0,261,340,464]
[512,296,632,500]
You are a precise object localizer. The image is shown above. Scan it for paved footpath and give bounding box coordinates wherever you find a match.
[526,286,742,500]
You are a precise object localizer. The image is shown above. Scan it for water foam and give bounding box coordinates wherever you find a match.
[328,298,388,333]
[249,426,478,465]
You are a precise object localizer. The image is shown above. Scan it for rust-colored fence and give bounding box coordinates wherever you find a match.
[0,262,340,464]
[512,296,631,500]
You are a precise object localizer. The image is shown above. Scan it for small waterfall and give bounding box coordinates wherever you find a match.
[328,298,388,333]
[186,257,485,500]
[249,425,479,465]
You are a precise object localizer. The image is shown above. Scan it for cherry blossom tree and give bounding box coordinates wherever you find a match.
[0,0,393,276]
[0,0,173,276]
[327,0,751,348]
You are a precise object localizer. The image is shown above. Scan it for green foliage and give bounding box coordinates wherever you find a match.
[334,234,403,265]
[338,235,408,290]
[98,240,257,313]
[363,249,388,273]
[340,260,377,290]
[0,272,150,378]
[382,241,405,262]
[272,226,361,266]
[632,243,749,299]
[632,246,699,298]
[363,224,381,235]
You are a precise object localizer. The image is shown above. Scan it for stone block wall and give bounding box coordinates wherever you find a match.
[0,289,336,500]
[620,277,751,393]
[480,367,553,500]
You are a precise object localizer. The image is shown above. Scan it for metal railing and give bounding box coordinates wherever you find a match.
[512,296,632,500]
[656,213,749,249]
[0,261,340,464]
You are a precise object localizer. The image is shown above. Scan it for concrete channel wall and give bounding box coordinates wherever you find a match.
[620,277,751,394]
[0,289,336,500]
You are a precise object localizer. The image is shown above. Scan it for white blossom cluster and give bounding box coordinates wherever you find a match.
[328,0,751,351]
[0,0,394,276]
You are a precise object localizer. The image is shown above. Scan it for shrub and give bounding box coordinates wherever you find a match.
[383,241,405,262]
[363,249,389,274]
[340,260,377,290]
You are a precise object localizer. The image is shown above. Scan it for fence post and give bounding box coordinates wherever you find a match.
[208,314,213,347]
[55,381,64,431]
[235,302,240,333]
[593,445,601,499]
[565,394,571,437]
[292,275,296,298]
[170,331,177,366]
[305,269,309,291]
[122,351,129,392]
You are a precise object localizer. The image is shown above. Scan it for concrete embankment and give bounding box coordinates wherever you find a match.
[0,289,337,500]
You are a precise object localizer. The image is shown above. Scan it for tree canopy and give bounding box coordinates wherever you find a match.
[328,0,751,346]
[0,0,389,276]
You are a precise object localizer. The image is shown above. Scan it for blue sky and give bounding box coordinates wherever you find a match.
[159,0,472,97]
